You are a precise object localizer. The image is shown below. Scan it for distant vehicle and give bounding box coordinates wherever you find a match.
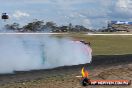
[1,13,9,21]
[80,40,91,46]
[71,40,91,46]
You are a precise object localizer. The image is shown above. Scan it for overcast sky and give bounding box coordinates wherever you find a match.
[0,0,132,29]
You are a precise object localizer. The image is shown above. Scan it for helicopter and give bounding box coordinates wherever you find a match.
[1,13,9,21]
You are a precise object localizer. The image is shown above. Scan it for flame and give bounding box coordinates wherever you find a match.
[81,67,89,78]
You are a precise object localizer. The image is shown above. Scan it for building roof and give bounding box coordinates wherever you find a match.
[110,21,132,25]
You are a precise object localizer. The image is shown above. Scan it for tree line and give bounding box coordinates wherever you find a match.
[4,20,92,32]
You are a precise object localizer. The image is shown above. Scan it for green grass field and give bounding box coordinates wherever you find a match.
[57,34,132,55]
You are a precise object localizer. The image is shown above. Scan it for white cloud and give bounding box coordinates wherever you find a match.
[116,0,131,8]
[82,19,91,28]
[2,0,132,29]
[116,0,132,15]
[13,11,30,19]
